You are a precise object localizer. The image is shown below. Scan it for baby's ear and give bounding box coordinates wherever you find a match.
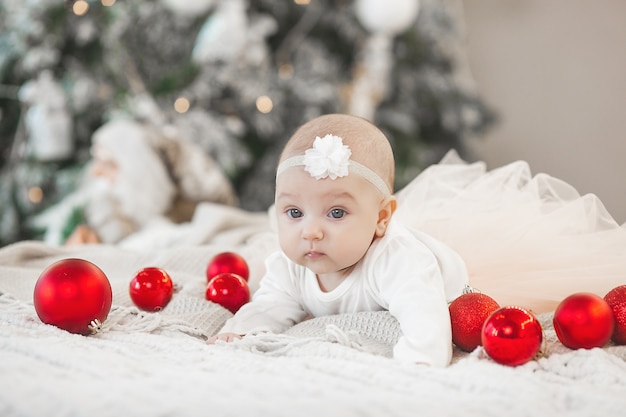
[375,196,397,237]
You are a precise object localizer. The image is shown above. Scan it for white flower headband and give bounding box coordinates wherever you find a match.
[276,134,391,195]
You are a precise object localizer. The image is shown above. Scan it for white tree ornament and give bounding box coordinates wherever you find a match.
[160,0,218,17]
[355,0,420,35]
[192,0,248,64]
[18,70,73,161]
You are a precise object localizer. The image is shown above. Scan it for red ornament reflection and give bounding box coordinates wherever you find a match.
[481,306,543,366]
[129,267,174,312]
[553,292,614,349]
[206,252,249,282]
[449,291,500,352]
[33,258,112,335]
[604,285,626,345]
[206,272,250,314]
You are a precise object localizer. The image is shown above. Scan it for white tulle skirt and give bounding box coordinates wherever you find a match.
[394,151,626,314]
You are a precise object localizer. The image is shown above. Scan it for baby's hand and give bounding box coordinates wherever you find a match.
[207,332,242,344]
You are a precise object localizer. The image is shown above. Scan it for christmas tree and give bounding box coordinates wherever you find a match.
[0,0,494,246]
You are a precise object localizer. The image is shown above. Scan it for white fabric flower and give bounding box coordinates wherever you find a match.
[303,134,352,180]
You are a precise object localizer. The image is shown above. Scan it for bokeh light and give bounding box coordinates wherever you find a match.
[278,63,294,80]
[27,187,43,204]
[174,97,191,113]
[72,0,89,16]
[256,96,273,114]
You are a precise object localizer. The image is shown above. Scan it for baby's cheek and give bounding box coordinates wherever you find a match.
[340,232,373,263]
[278,237,300,263]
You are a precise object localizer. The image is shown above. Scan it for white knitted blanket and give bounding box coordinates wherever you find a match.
[1,239,625,417]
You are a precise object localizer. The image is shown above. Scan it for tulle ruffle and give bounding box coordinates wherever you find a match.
[394,150,626,313]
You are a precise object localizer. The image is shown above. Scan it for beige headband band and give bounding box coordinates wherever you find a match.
[276,134,391,196]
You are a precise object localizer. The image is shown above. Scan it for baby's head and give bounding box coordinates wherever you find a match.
[278,114,395,194]
[274,114,397,280]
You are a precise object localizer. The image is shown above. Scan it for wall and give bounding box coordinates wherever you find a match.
[461,0,626,224]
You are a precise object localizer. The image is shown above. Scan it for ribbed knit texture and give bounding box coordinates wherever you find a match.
[1,241,625,416]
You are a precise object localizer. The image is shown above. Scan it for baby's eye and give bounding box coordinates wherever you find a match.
[287,208,303,219]
[328,208,346,219]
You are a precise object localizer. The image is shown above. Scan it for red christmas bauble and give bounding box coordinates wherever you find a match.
[129,267,174,312]
[33,258,112,335]
[481,306,543,366]
[604,285,626,345]
[449,292,500,352]
[206,252,249,282]
[206,272,250,314]
[553,292,614,349]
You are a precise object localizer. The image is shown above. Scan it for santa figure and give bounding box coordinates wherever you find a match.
[33,118,238,247]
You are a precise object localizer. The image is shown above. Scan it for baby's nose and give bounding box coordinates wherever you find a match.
[301,220,323,240]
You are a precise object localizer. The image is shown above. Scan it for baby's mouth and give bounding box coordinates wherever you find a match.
[305,251,324,259]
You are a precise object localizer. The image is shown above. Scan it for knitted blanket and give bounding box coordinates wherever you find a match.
[1,239,625,417]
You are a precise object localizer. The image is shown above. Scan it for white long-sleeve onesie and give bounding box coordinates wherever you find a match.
[219,218,468,367]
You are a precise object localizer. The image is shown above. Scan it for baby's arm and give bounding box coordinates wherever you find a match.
[374,242,453,367]
[207,252,309,343]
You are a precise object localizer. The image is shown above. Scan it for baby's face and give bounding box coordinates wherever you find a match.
[275,167,386,280]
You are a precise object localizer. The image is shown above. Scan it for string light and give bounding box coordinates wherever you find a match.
[294,0,311,5]
[256,96,273,114]
[72,0,89,16]
[27,187,43,204]
[278,64,294,80]
[101,0,116,6]
[174,97,190,113]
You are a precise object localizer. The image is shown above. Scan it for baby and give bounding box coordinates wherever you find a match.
[209,114,468,367]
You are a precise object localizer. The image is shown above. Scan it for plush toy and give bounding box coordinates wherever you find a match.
[31,118,238,246]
